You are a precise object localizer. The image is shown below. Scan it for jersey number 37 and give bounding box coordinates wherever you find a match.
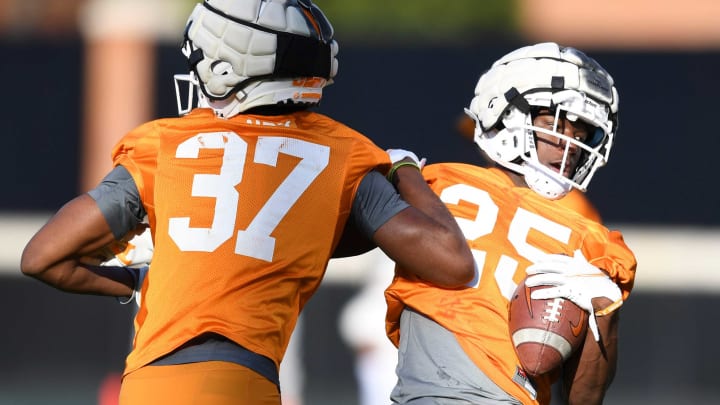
[168,132,329,262]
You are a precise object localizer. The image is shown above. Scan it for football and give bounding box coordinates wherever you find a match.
[508,277,587,376]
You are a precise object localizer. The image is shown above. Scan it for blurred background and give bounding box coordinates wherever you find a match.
[1,0,719,404]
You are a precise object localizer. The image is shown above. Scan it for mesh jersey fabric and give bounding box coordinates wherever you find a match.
[112,108,391,376]
[555,189,601,223]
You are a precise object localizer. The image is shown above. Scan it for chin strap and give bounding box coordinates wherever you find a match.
[522,160,573,200]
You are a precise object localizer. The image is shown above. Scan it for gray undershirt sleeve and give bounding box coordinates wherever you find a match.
[351,170,411,237]
[87,165,146,240]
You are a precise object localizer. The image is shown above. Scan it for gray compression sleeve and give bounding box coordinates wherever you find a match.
[351,170,410,238]
[87,165,146,240]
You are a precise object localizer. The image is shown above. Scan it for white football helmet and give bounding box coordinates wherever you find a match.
[465,42,619,199]
[174,0,339,118]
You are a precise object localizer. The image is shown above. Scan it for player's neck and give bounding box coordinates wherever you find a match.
[498,166,528,189]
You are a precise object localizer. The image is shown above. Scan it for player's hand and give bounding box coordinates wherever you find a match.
[386,148,427,168]
[525,250,623,341]
[386,149,426,184]
[100,226,152,307]
[101,226,153,268]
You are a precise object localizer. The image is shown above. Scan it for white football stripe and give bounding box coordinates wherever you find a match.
[512,328,573,360]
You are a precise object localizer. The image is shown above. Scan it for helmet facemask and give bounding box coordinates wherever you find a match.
[465,42,618,199]
[174,73,198,117]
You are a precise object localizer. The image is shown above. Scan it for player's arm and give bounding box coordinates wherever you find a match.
[562,299,619,405]
[20,166,143,297]
[331,212,378,258]
[376,160,474,288]
[340,151,473,288]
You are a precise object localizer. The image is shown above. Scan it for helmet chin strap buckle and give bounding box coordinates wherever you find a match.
[522,160,573,200]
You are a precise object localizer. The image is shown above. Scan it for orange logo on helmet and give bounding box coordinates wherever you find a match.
[292,78,326,88]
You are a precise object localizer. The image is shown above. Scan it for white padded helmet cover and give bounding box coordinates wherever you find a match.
[469,42,617,134]
[184,0,338,106]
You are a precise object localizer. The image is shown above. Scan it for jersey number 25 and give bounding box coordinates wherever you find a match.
[440,183,573,300]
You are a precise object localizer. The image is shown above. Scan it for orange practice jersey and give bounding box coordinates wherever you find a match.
[112,108,391,376]
[556,188,601,223]
[385,164,636,405]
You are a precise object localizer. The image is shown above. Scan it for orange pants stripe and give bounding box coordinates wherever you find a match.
[119,361,280,405]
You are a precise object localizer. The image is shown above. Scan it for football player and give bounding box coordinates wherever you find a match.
[20,1,474,404]
[385,42,637,405]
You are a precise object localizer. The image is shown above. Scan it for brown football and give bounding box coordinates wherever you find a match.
[508,278,587,376]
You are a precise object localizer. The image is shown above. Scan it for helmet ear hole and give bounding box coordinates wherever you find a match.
[211,61,233,76]
[478,127,522,163]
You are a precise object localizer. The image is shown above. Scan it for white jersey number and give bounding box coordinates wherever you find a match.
[168,132,329,261]
[439,184,571,300]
